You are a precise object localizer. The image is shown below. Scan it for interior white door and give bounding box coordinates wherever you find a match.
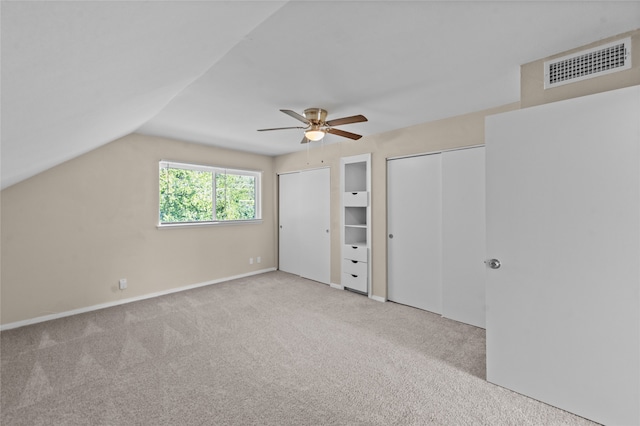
[442,147,486,328]
[298,168,331,284]
[387,154,442,313]
[485,86,640,426]
[278,172,300,276]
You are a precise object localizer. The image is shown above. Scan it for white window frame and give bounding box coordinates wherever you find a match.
[158,160,262,228]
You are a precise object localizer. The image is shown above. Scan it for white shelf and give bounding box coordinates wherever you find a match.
[341,153,371,296]
[345,242,367,248]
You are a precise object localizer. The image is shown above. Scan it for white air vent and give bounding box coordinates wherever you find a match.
[544,37,631,89]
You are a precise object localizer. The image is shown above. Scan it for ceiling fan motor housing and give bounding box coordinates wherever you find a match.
[304,108,328,125]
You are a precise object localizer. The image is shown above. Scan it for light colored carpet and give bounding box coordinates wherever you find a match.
[1,271,598,425]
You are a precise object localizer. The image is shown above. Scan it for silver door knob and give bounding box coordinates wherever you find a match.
[485,259,501,269]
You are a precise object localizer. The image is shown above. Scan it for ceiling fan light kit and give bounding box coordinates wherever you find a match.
[258,107,368,144]
[304,129,326,141]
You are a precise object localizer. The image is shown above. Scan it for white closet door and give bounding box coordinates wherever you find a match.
[298,168,331,284]
[278,169,331,284]
[486,86,640,425]
[387,154,442,313]
[442,147,486,328]
[278,173,300,275]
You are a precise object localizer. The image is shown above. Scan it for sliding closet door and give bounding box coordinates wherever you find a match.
[387,154,442,313]
[278,172,300,275]
[278,168,331,284]
[441,147,486,328]
[298,168,330,284]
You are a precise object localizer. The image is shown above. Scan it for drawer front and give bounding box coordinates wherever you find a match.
[343,245,368,262]
[342,272,367,293]
[343,191,368,207]
[342,258,368,276]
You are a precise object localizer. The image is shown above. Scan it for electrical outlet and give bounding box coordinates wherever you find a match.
[249,258,254,265]
[119,278,127,290]
[257,256,261,264]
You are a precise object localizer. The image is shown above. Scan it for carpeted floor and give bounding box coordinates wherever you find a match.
[1,271,598,425]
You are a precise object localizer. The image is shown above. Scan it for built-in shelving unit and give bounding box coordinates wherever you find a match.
[340,153,371,295]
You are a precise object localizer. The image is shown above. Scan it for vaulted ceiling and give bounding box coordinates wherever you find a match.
[2,1,639,189]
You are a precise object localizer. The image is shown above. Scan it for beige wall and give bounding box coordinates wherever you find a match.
[522,29,640,108]
[274,103,520,299]
[1,134,276,325]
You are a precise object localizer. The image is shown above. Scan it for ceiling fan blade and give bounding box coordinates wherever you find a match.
[326,128,363,140]
[325,114,368,127]
[280,109,310,124]
[300,135,310,144]
[257,126,307,132]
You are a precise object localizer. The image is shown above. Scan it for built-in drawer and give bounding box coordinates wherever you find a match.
[342,272,367,293]
[343,245,368,262]
[342,258,367,276]
[343,191,368,207]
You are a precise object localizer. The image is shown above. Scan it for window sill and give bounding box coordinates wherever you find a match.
[157,219,263,229]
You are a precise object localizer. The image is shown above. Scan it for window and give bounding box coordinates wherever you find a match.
[159,161,261,225]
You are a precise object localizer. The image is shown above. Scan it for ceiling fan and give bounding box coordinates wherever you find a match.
[257,108,368,144]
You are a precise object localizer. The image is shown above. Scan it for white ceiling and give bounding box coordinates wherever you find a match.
[2,1,639,189]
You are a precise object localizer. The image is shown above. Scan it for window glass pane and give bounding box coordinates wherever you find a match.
[216,172,256,220]
[159,167,213,222]
[158,161,260,225]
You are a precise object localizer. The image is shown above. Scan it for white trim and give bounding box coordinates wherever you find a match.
[330,282,345,290]
[159,160,263,175]
[0,268,276,331]
[157,219,263,229]
[369,295,386,303]
[387,144,484,162]
[277,165,330,176]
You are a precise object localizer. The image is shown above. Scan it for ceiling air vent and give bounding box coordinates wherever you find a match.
[544,37,631,89]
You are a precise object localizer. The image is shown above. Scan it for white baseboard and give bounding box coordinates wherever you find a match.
[369,294,386,303]
[0,267,276,331]
[330,283,344,290]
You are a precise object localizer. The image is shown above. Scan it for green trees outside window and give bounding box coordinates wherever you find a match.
[160,168,213,222]
[215,173,256,221]
[159,162,260,224]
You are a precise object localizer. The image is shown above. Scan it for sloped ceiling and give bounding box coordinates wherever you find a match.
[2,1,639,189]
